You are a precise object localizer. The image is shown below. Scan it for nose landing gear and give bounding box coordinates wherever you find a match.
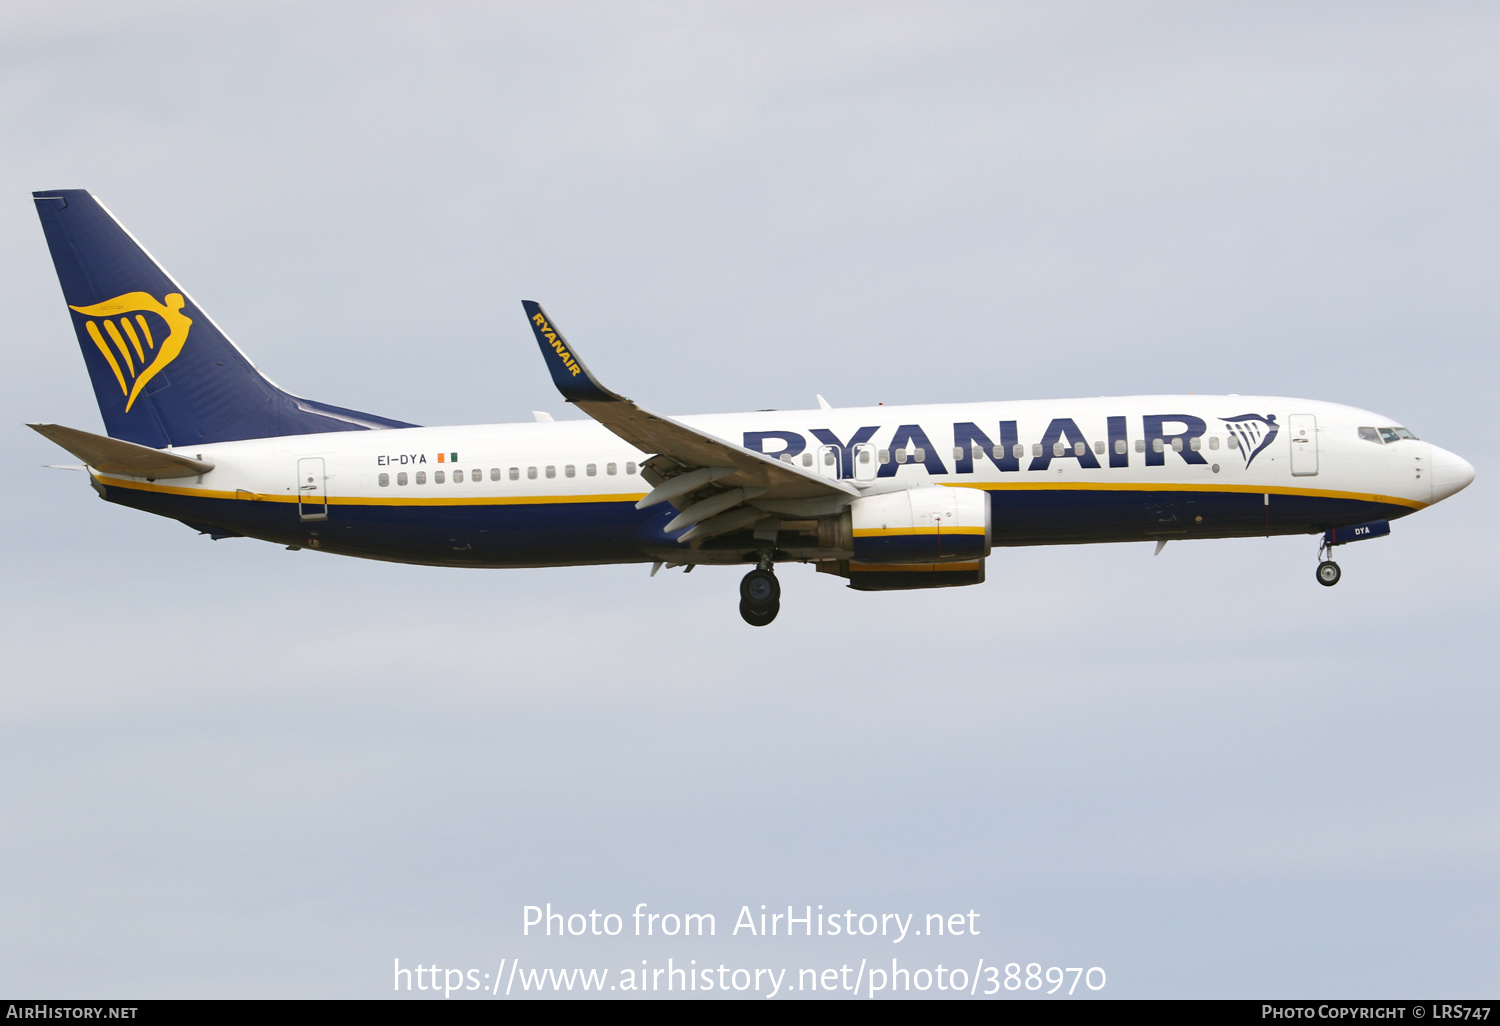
[739,565,781,626]
[1315,536,1341,587]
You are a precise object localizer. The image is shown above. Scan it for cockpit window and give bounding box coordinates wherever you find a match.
[1363,426,1419,444]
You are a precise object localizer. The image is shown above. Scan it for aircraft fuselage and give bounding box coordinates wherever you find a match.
[93,395,1456,568]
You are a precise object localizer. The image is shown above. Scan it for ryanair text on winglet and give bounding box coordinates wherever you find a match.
[532,313,582,377]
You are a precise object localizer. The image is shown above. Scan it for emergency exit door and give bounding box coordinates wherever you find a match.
[1289,415,1318,476]
[297,457,328,520]
[816,444,842,480]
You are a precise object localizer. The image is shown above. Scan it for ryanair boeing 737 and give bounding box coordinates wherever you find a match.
[28,190,1475,625]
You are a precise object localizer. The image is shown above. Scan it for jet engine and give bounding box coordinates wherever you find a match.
[839,486,991,564]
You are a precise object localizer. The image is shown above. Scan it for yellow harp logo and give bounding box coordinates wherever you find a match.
[69,292,193,412]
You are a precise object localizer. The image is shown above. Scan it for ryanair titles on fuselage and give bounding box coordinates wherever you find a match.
[740,412,1275,477]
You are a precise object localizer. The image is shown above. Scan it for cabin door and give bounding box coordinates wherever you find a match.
[297,457,328,520]
[1289,415,1318,476]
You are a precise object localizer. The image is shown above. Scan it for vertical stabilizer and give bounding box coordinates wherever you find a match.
[32,190,414,447]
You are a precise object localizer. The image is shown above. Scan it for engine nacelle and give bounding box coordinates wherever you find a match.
[847,486,991,564]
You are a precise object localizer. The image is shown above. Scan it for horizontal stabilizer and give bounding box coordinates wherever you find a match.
[28,423,213,478]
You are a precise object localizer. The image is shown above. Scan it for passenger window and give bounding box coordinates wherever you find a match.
[415,470,427,484]
[1053,442,1065,457]
[1073,441,1085,456]
[490,468,500,481]
[780,453,793,463]
[824,450,836,466]
[1013,443,1025,459]
[802,453,813,467]
[991,445,1003,459]
[1227,435,1240,450]
[506,467,517,480]
[606,463,617,475]
[434,470,445,484]
[1188,437,1200,451]
[1135,439,1145,453]
[878,449,890,464]
[1208,437,1219,450]
[546,466,556,479]
[895,449,907,464]
[952,446,964,461]
[586,464,597,477]
[527,467,537,480]
[914,448,926,462]
[1171,438,1183,452]
[1115,439,1127,455]
[1152,439,1164,453]
[1032,443,1042,458]
[626,462,637,475]
[453,469,463,483]
[859,449,871,465]
[1094,440,1104,455]
[378,472,390,487]
[397,471,408,486]
[565,465,575,478]
[1357,426,1382,443]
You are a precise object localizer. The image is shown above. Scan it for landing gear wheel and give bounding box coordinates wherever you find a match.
[740,600,779,626]
[740,568,780,607]
[1316,560,1341,587]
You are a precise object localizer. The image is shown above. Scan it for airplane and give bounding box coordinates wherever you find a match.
[27,189,1476,626]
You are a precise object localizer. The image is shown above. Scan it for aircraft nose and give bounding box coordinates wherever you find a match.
[1429,444,1475,503]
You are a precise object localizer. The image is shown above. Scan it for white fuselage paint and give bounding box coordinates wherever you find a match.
[89,394,1468,570]
[117,396,1431,508]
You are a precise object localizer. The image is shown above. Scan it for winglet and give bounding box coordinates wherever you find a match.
[522,301,622,404]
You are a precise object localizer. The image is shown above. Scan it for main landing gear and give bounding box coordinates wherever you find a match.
[1315,537,1341,587]
[739,565,781,626]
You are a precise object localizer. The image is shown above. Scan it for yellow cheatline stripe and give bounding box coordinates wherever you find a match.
[849,561,981,573]
[84,321,127,395]
[95,475,1425,513]
[941,479,1427,510]
[328,492,646,507]
[95,475,647,507]
[852,526,988,537]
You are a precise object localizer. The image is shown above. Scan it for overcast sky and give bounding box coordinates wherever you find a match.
[1,1,1496,999]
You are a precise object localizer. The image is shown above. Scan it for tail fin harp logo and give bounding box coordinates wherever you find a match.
[69,292,193,411]
[1221,414,1279,468]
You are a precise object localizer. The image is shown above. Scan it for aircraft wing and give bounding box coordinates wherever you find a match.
[521,301,854,542]
[29,422,214,478]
